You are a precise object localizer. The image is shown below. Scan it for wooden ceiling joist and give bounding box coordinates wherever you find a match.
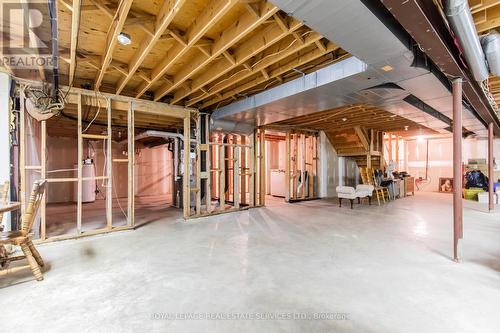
[69,0,81,85]
[13,0,353,114]
[468,0,499,109]
[153,1,278,102]
[115,0,187,94]
[202,39,339,109]
[354,126,369,151]
[269,104,437,137]
[176,14,305,106]
[20,0,46,81]
[134,0,241,99]
[58,0,73,13]
[469,0,499,13]
[88,0,114,19]
[186,30,323,107]
[471,1,500,32]
[94,0,133,91]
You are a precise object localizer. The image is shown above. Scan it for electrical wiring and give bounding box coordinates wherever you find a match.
[82,91,106,133]
[23,84,65,115]
[481,79,499,117]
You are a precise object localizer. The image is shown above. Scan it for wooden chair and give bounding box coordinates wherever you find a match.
[359,167,389,206]
[371,169,391,204]
[0,180,46,281]
[0,181,9,232]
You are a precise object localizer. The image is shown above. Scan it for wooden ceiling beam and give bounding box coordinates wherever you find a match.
[168,28,188,46]
[88,0,156,37]
[222,50,236,65]
[354,126,369,151]
[58,0,73,12]
[88,0,114,19]
[135,0,241,99]
[179,19,308,106]
[315,40,327,52]
[244,2,261,19]
[19,0,46,81]
[115,0,187,94]
[473,4,500,32]
[64,91,192,119]
[153,1,278,101]
[469,0,499,13]
[273,13,289,32]
[68,0,81,84]
[94,0,133,91]
[202,40,338,109]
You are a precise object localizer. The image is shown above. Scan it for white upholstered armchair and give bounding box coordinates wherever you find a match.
[336,185,374,209]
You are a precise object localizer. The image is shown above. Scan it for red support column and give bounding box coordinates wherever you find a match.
[488,122,494,212]
[452,78,463,262]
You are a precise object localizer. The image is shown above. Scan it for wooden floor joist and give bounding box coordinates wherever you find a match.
[135,0,241,98]
[9,0,351,114]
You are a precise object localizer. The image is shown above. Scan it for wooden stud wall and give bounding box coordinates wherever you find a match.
[189,131,257,218]
[281,130,319,202]
[19,85,193,242]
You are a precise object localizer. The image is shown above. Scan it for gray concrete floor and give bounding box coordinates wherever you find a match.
[1,192,500,332]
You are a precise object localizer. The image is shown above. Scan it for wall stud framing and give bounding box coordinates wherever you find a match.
[205,115,212,213]
[249,132,255,207]
[195,119,202,215]
[40,120,46,240]
[77,93,83,234]
[183,115,191,218]
[233,145,240,209]
[240,136,247,206]
[285,132,291,202]
[127,101,135,226]
[219,144,225,211]
[18,84,193,242]
[106,100,113,229]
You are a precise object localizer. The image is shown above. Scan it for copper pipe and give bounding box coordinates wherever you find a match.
[488,122,494,211]
[452,78,463,262]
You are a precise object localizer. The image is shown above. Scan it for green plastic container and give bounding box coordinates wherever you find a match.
[463,187,485,201]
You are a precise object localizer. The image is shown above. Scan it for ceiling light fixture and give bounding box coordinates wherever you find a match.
[117,32,132,45]
[342,117,347,122]
[381,65,393,72]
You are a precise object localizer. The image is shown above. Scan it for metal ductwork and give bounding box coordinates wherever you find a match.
[482,31,500,76]
[211,119,258,135]
[212,0,488,137]
[445,0,489,82]
[132,130,184,142]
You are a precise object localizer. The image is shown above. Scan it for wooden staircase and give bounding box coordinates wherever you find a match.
[325,127,385,169]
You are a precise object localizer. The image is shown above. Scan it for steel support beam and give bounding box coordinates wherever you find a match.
[380,0,500,136]
[488,122,494,212]
[452,78,463,262]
